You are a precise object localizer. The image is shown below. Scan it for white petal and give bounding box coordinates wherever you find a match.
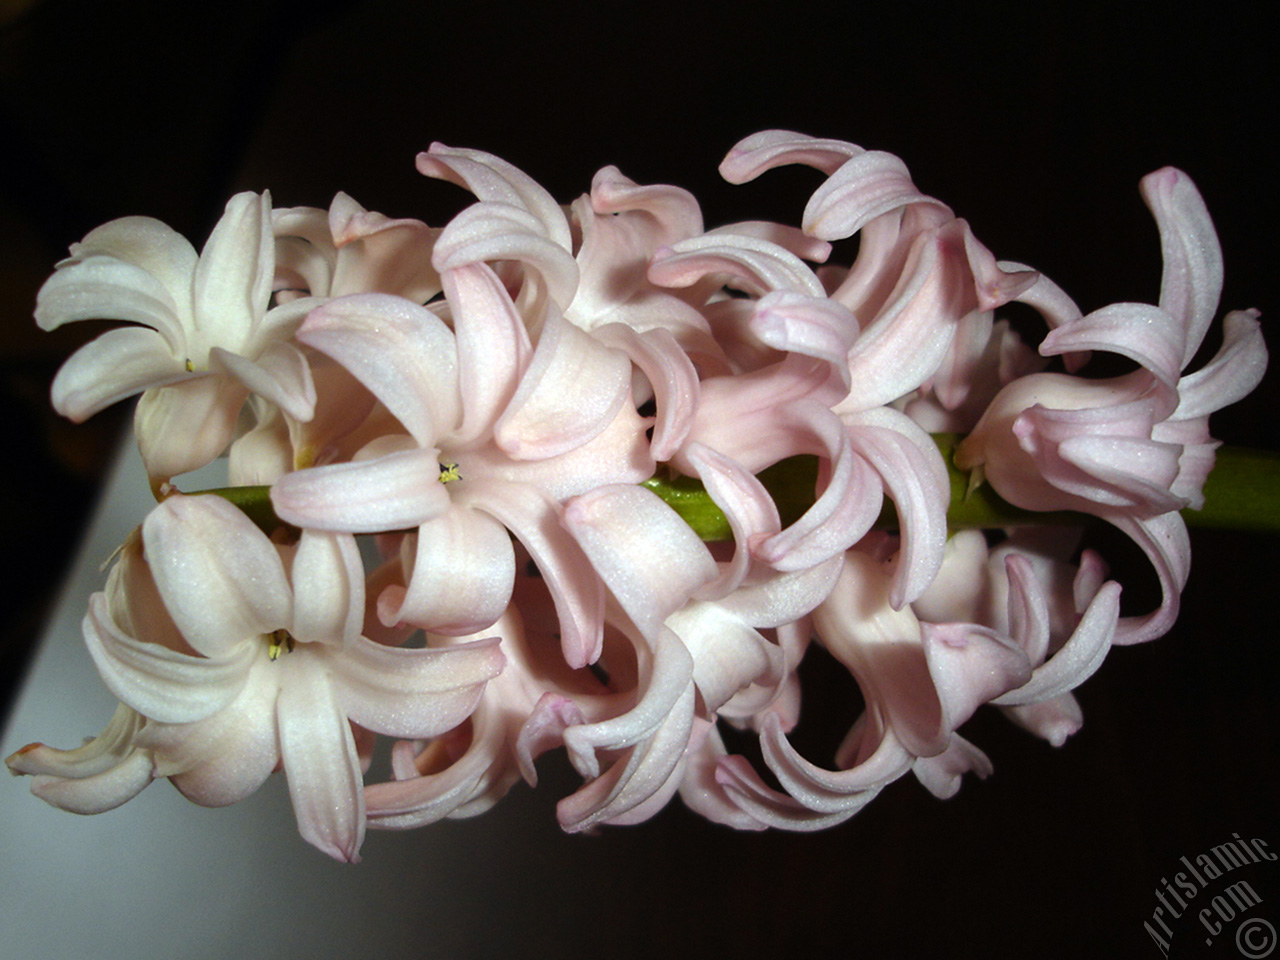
[50,326,186,421]
[133,376,248,481]
[30,749,155,815]
[210,341,316,423]
[35,252,188,351]
[194,192,274,352]
[291,530,365,645]
[142,495,292,656]
[83,593,256,723]
[6,702,146,779]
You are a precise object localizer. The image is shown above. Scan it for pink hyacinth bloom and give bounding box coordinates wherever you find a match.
[718,130,1039,413]
[956,167,1267,643]
[539,446,842,831]
[710,546,1033,828]
[270,282,653,668]
[424,145,719,461]
[650,237,950,605]
[272,192,443,306]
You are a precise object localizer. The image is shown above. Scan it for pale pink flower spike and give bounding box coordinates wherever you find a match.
[9,133,1266,859]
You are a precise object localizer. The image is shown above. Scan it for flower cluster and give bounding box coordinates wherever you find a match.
[9,133,1266,860]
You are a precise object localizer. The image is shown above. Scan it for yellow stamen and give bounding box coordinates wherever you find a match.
[267,629,296,661]
[438,462,462,484]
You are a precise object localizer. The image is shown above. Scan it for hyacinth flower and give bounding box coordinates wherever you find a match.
[35,192,320,484]
[11,495,504,861]
[648,248,952,611]
[422,145,718,461]
[955,167,1268,644]
[719,130,1040,414]
[544,445,846,831]
[8,133,1272,861]
[269,281,652,668]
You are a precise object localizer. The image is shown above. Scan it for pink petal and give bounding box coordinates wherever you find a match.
[676,720,769,830]
[759,711,912,811]
[667,601,784,713]
[291,530,365,645]
[271,447,451,533]
[557,668,696,831]
[714,755,867,830]
[277,661,365,862]
[445,263,533,448]
[418,142,573,250]
[837,225,966,411]
[588,165,703,245]
[431,201,578,312]
[296,294,459,448]
[803,151,949,241]
[1173,308,1267,420]
[1001,694,1084,747]
[920,622,1032,734]
[1110,512,1191,645]
[472,480,605,668]
[330,635,504,737]
[380,505,515,636]
[911,734,992,799]
[561,630,694,778]
[842,406,950,607]
[592,323,699,461]
[562,485,717,640]
[327,192,442,303]
[1140,166,1224,366]
[754,403,884,571]
[709,221,832,264]
[684,442,780,599]
[494,311,631,460]
[649,234,825,298]
[719,130,865,183]
[142,664,282,806]
[1039,302,1186,407]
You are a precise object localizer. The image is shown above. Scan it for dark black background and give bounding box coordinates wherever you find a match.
[1,2,1275,957]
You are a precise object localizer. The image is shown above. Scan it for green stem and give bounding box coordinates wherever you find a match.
[641,435,1280,539]
[194,485,289,536]
[182,438,1280,540]
[1189,446,1280,533]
